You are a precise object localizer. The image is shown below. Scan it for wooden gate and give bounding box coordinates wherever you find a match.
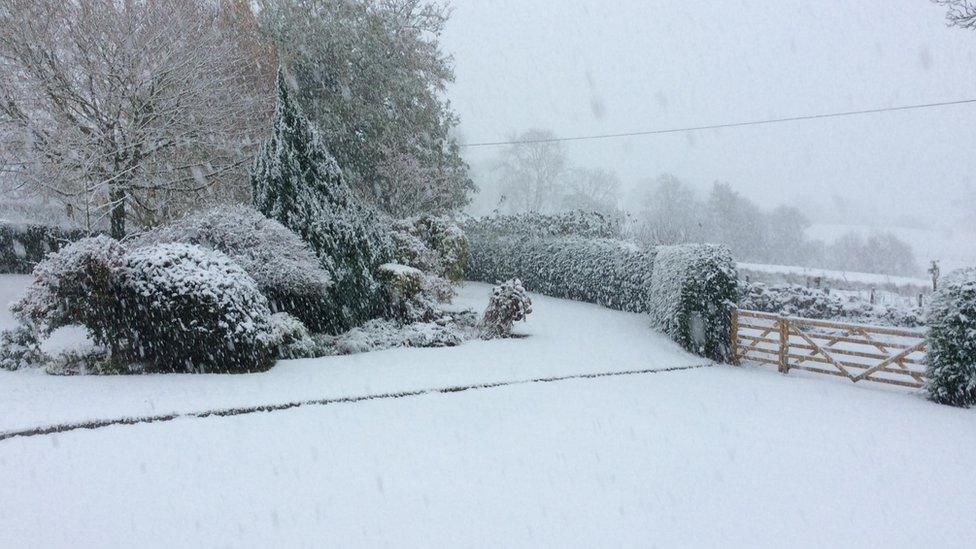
[733,310,928,388]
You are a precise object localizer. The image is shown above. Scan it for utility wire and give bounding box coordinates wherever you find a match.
[459,98,976,148]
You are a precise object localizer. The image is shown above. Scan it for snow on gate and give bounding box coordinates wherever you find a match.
[733,310,928,388]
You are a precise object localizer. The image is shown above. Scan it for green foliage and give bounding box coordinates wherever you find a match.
[252,71,393,333]
[0,223,87,274]
[391,216,468,281]
[926,268,976,407]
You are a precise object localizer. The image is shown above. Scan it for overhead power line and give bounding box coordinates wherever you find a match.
[459,98,976,148]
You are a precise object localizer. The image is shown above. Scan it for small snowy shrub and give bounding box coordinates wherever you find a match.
[267,312,321,359]
[0,325,46,370]
[377,263,455,323]
[481,279,532,339]
[648,245,738,362]
[118,244,278,373]
[12,235,127,341]
[925,268,976,407]
[333,318,466,354]
[391,216,468,281]
[131,206,334,332]
[44,348,134,376]
[0,222,87,274]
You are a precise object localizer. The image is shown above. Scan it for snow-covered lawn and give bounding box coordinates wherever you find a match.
[0,279,701,433]
[2,276,974,547]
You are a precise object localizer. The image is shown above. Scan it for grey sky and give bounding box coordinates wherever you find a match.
[442,0,976,229]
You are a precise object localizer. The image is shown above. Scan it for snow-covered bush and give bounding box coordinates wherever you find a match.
[118,244,278,373]
[43,348,133,376]
[648,245,738,362]
[464,210,620,240]
[377,263,455,323]
[481,279,533,340]
[467,235,654,313]
[0,325,45,371]
[131,205,334,332]
[0,222,87,274]
[391,215,468,281]
[925,268,976,407]
[738,282,923,327]
[267,312,321,360]
[252,71,393,334]
[12,235,127,340]
[332,318,468,355]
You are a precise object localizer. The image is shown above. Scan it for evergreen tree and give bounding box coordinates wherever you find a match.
[252,69,392,333]
[926,267,976,407]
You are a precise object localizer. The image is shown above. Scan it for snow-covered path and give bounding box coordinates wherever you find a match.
[2,365,974,548]
[0,280,702,433]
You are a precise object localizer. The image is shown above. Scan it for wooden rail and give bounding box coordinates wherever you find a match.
[733,310,928,389]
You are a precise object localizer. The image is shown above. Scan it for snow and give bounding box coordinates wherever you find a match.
[0,365,974,547]
[807,223,976,274]
[738,261,930,288]
[0,278,699,432]
[2,274,976,546]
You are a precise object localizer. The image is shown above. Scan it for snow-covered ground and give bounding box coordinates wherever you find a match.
[807,223,976,273]
[0,279,700,433]
[2,275,975,547]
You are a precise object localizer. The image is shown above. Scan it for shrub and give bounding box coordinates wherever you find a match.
[14,238,283,373]
[0,222,88,274]
[0,325,46,371]
[118,244,278,373]
[739,282,922,327]
[467,235,654,313]
[12,235,127,341]
[131,206,334,332]
[391,216,468,281]
[464,210,620,240]
[252,71,393,334]
[377,263,455,324]
[465,213,739,360]
[925,268,976,407]
[267,312,321,360]
[481,279,533,340]
[648,245,738,362]
[333,318,466,354]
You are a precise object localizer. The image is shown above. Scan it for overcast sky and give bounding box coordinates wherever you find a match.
[442,0,976,229]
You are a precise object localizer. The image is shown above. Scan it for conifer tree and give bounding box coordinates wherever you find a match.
[252,69,392,333]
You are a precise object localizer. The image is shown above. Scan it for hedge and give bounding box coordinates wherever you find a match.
[925,267,976,407]
[0,223,88,274]
[465,215,738,362]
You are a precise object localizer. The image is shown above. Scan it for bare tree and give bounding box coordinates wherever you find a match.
[494,129,567,213]
[934,0,976,29]
[0,0,271,238]
[561,167,621,215]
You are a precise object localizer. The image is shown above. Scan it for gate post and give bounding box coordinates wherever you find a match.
[730,308,739,365]
[778,315,790,374]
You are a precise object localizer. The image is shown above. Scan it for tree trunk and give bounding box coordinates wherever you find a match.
[110,186,126,239]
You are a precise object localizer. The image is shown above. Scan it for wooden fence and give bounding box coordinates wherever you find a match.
[733,310,928,388]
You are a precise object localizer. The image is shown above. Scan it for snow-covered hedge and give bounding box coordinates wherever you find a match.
[649,245,738,362]
[131,206,334,332]
[925,268,976,407]
[12,238,285,373]
[465,216,738,360]
[739,281,923,327]
[464,210,620,240]
[0,222,87,274]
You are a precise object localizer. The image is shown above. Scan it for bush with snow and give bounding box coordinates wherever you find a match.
[118,243,278,373]
[0,325,45,371]
[0,222,87,274]
[267,312,321,360]
[13,238,286,374]
[252,70,393,334]
[332,318,468,355]
[738,281,922,327]
[925,268,976,407]
[391,216,468,281]
[481,279,533,340]
[377,263,455,324]
[465,213,738,360]
[648,245,738,362]
[131,205,334,332]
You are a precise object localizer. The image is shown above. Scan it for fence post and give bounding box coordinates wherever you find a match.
[730,308,739,364]
[778,315,790,374]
